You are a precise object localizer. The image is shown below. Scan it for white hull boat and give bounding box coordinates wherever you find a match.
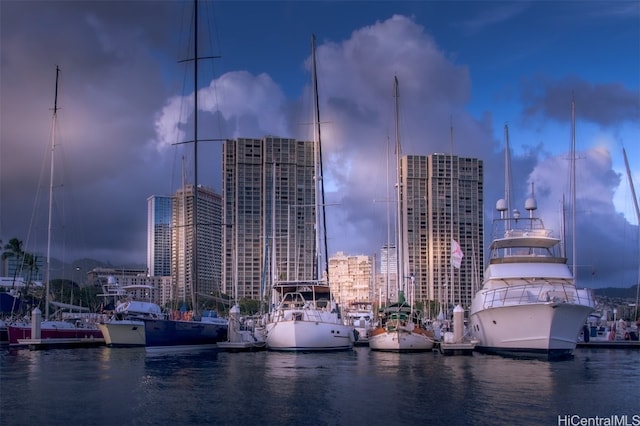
[470,130,595,359]
[265,282,355,351]
[98,319,146,347]
[368,305,435,352]
[265,319,354,351]
[98,299,164,347]
[471,289,594,358]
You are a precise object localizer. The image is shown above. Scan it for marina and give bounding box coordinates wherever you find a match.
[1,8,638,426]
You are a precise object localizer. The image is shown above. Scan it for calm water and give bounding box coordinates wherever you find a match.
[1,345,638,426]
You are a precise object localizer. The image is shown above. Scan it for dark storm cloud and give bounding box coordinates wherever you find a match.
[521,75,640,126]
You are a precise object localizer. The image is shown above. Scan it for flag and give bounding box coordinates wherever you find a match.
[451,239,463,269]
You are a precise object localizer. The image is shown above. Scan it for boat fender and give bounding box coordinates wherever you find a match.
[353,329,359,341]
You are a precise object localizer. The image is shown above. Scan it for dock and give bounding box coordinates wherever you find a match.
[439,340,477,356]
[17,337,105,351]
[577,340,640,349]
[217,341,266,352]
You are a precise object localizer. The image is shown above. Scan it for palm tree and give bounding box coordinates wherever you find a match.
[22,253,39,301]
[2,238,25,290]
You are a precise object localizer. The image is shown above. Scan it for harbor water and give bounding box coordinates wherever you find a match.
[1,346,638,426]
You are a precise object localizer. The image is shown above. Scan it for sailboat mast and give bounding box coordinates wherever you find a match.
[622,147,640,321]
[393,76,404,303]
[181,157,188,305]
[623,147,640,227]
[571,98,577,285]
[311,34,328,282]
[191,0,200,314]
[271,162,277,287]
[449,120,454,310]
[45,66,61,320]
[385,134,391,307]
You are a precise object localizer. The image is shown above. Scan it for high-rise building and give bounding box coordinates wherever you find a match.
[375,244,398,305]
[400,154,483,312]
[147,195,173,277]
[328,251,373,307]
[171,184,223,304]
[222,136,316,300]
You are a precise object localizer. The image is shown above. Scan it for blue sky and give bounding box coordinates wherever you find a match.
[1,1,638,289]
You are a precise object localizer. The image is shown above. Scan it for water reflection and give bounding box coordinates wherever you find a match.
[1,345,638,426]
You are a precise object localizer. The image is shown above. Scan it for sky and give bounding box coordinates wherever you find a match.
[1,0,639,290]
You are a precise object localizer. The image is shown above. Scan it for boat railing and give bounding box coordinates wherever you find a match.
[481,283,595,309]
[491,217,553,241]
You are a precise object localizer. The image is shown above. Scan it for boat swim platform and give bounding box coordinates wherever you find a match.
[17,337,105,351]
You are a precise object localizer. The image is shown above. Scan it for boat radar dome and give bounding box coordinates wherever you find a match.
[496,199,507,212]
[525,197,537,218]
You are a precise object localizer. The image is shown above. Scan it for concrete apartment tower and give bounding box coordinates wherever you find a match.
[400,154,483,314]
[171,184,223,305]
[222,136,316,301]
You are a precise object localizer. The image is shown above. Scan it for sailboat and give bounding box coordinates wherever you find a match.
[141,0,227,350]
[97,277,164,347]
[469,120,596,360]
[7,67,104,346]
[368,77,435,352]
[263,35,356,351]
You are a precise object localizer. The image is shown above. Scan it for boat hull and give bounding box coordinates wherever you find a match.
[7,321,103,346]
[98,320,146,347]
[265,320,354,351]
[0,320,8,343]
[368,327,435,352]
[142,318,227,348]
[470,301,594,360]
